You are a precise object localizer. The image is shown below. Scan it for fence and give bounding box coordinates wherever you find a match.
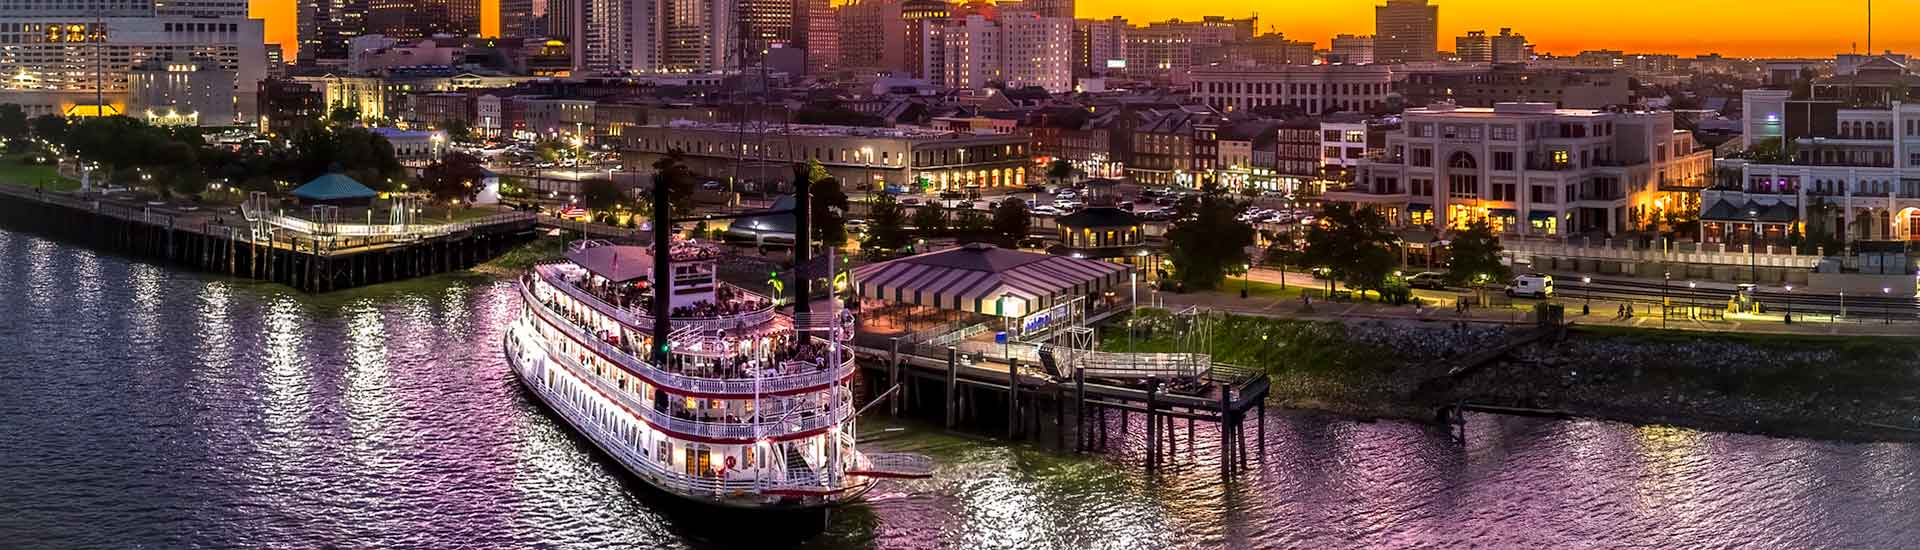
[1503,236,1823,269]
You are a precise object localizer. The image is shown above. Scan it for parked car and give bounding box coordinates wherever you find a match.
[700,180,724,191]
[1505,273,1555,298]
[1032,205,1062,216]
[1404,271,1447,290]
[900,196,922,206]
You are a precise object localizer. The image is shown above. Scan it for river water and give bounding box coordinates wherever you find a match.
[0,227,1916,549]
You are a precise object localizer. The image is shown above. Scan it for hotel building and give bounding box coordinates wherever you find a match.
[1187,65,1394,115]
[618,121,1031,191]
[1718,58,1920,244]
[1335,102,1711,237]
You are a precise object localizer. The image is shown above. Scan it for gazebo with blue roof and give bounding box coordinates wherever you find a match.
[291,172,378,207]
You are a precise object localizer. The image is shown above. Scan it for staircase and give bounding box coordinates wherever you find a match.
[782,445,820,487]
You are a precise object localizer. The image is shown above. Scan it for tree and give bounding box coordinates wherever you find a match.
[29,115,67,144]
[1165,186,1256,290]
[418,151,488,204]
[443,119,474,143]
[1445,218,1509,286]
[328,104,360,127]
[911,201,947,235]
[286,124,405,191]
[1046,159,1075,185]
[864,193,911,252]
[801,161,850,246]
[535,136,575,164]
[0,104,27,142]
[649,150,695,218]
[990,198,1030,247]
[579,178,626,213]
[1299,203,1397,294]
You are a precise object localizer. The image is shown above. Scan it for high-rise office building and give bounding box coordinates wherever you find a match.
[1023,0,1070,18]
[1246,34,1315,66]
[0,0,266,121]
[301,0,368,64]
[368,0,481,42]
[1073,16,1125,77]
[900,0,948,78]
[935,14,994,89]
[1124,23,1193,85]
[500,0,537,38]
[834,0,903,72]
[998,12,1071,92]
[794,0,836,73]
[736,0,792,54]
[662,0,731,72]
[1489,27,1528,63]
[127,55,236,126]
[1374,0,1436,64]
[1329,34,1373,64]
[579,0,660,74]
[1455,30,1490,63]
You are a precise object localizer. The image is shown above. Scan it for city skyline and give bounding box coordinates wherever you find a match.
[250,0,1920,62]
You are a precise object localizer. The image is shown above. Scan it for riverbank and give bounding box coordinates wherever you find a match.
[473,235,565,276]
[1102,310,1920,443]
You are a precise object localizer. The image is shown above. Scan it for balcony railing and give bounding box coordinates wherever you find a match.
[533,333,854,442]
[510,348,863,499]
[522,282,856,397]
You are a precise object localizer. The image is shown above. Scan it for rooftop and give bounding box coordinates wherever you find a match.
[649,120,1017,140]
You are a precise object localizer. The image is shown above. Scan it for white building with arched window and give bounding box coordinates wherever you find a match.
[1333,102,1711,237]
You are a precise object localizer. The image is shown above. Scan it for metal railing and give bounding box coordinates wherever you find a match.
[515,347,855,499]
[524,281,857,396]
[1073,350,1211,380]
[531,328,853,441]
[1502,237,1823,268]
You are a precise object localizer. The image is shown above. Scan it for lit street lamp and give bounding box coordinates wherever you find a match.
[1747,208,1759,283]
[1883,287,1891,325]
[1688,281,1696,319]
[1783,284,1793,324]
[1661,271,1670,329]
[1582,276,1591,316]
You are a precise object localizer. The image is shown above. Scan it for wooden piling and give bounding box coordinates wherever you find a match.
[944,346,958,429]
[1006,358,1019,439]
[888,337,901,417]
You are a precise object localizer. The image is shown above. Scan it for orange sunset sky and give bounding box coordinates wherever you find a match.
[251,0,1919,61]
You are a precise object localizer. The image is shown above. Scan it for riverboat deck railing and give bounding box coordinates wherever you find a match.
[531,328,854,440]
[850,453,936,479]
[535,263,780,332]
[524,280,856,395]
[517,343,852,499]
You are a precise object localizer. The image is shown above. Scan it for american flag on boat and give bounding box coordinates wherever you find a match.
[557,204,587,219]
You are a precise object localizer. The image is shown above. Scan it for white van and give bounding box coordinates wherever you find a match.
[1505,274,1554,298]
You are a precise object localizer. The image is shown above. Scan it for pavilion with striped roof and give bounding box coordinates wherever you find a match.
[851,243,1131,319]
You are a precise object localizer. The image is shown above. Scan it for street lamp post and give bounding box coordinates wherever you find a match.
[1241,263,1251,299]
[1883,287,1891,325]
[1582,276,1591,316]
[1783,284,1793,324]
[1688,281,1697,319]
[1747,209,1759,283]
[1661,271,1670,329]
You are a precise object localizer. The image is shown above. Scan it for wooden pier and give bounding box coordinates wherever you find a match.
[855,338,1270,479]
[0,186,537,292]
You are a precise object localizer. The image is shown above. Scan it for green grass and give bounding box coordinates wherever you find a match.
[0,154,78,191]
[1098,308,1398,383]
[481,237,566,272]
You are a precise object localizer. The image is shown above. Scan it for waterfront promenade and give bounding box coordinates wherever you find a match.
[1157,267,1920,337]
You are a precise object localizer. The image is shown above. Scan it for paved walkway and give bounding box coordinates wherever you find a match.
[1154,267,1920,337]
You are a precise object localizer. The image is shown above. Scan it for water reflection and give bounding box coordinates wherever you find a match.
[0,227,1915,549]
